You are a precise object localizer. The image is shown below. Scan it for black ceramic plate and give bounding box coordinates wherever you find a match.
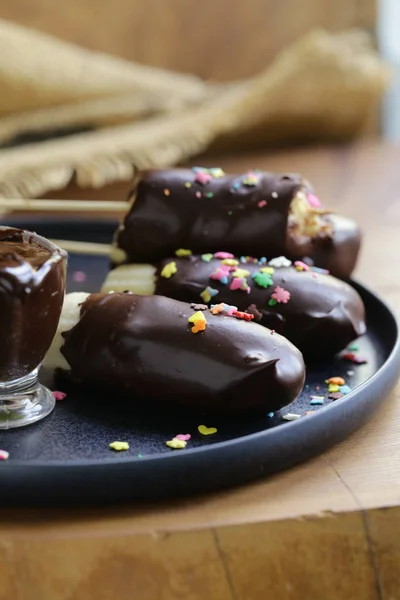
[0,218,399,506]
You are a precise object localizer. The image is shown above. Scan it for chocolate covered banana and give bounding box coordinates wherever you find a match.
[102,254,366,361]
[113,168,361,279]
[44,292,305,414]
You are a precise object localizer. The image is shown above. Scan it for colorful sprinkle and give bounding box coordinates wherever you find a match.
[271,191,278,199]
[268,298,277,306]
[342,352,367,364]
[164,188,170,196]
[233,182,240,190]
[198,425,218,435]
[347,370,355,376]
[328,383,340,393]
[307,193,322,208]
[258,257,267,265]
[214,252,234,260]
[230,277,249,292]
[329,392,345,400]
[175,248,192,257]
[260,266,274,274]
[196,191,202,198]
[312,266,329,275]
[232,268,250,278]
[161,261,177,278]
[175,433,191,441]
[209,167,225,178]
[339,385,352,395]
[283,413,301,421]
[194,170,212,185]
[53,391,67,401]
[188,311,207,333]
[210,303,237,316]
[310,397,325,405]
[348,343,359,351]
[72,270,86,282]
[294,260,309,272]
[166,438,187,449]
[109,441,129,451]
[200,286,219,303]
[205,192,214,198]
[271,286,291,304]
[243,171,260,186]
[221,258,239,267]
[184,182,191,188]
[246,304,262,321]
[258,200,267,208]
[137,454,143,459]
[268,256,292,268]
[267,412,274,418]
[201,253,214,262]
[252,272,273,288]
[210,266,230,284]
[326,377,345,386]
[232,310,254,321]
[0,450,9,461]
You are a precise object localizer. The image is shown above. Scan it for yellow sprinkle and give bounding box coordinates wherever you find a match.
[232,268,250,278]
[184,182,191,188]
[221,258,239,266]
[188,311,207,333]
[328,383,340,393]
[210,167,225,178]
[161,261,177,278]
[260,267,274,274]
[164,188,170,196]
[175,248,192,257]
[198,425,218,436]
[166,438,187,449]
[109,441,129,451]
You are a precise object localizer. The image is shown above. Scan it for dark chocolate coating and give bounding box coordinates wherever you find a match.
[155,256,366,361]
[115,168,360,279]
[0,228,66,381]
[61,293,305,414]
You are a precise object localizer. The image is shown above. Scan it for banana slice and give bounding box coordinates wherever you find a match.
[101,263,156,294]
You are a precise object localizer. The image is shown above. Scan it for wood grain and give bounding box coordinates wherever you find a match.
[0,0,376,80]
[2,141,400,599]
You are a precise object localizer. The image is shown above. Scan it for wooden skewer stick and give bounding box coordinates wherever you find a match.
[0,198,130,212]
[50,239,113,256]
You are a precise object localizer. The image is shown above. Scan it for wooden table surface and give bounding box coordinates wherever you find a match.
[1,141,400,600]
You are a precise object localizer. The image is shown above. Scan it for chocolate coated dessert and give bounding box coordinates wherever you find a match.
[55,292,305,414]
[0,227,66,381]
[114,168,361,279]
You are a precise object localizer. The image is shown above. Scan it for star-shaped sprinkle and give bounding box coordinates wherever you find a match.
[200,286,219,303]
[268,256,292,268]
[194,170,212,185]
[210,303,237,316]
[166,438,187,449]
[175,248,192,257]
[230,277,249,292]
[161,261,177,278]
[109,441,129,451]
[188,311,207,333]
[210,266,230,284]
[252,272,273,288]
[232,268,250,278]
[271,286,291,303]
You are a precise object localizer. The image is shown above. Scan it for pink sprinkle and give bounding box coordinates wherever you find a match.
[72,270,87,283]
[175,434,191,441]
[210,266,230,282]
[0,450,9,461]
[258,200,267,208]
[195,191,202,198]
[53,391,67,401]
[214,252,234,259]
[294,260,309,272]
[271,286,291,304]
[194,171,212,185]
[307,193,321,208]
[230,277,248,292]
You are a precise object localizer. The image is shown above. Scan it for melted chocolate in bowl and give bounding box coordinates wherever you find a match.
[0,228,66,427]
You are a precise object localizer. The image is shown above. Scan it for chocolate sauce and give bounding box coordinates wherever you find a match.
[61,293,305,414]
[115,168,360,279]
[0,228,66,381]
[155,256,366,361]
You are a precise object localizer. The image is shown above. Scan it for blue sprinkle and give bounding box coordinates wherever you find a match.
[339,385,352,395]
[310,398,324,405]
[267,412,274,418]
[258,257,267,265]
[192,166,201,172]
[312,266,330,275]
[221,276,228,285]
[233,182,240,190]
[240,256,247,263]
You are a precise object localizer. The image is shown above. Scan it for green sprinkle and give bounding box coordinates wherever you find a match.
[137,453,143,459]
[252,272,273,288]
[228,210,233,216]
[201,253,213,263]
[268,298,277,306]
[205,192,214,198]
[348,343,359,351]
